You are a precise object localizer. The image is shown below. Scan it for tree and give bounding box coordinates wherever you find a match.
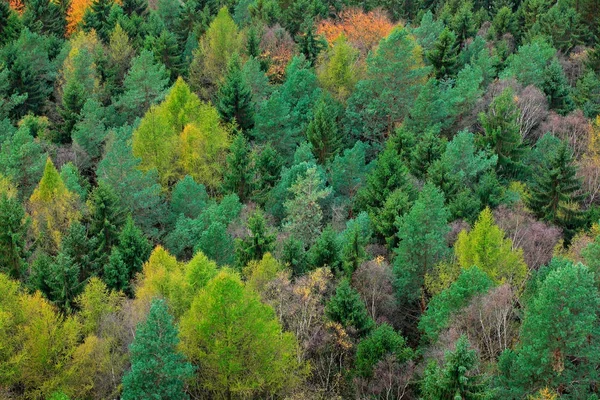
[82,0,115,42]
[116,50,170,122]
[422,335,490,399]
[326,278,374,337]
[0,190,29,279]
[394,182,450,305]
[499,261,600,397]
[419,266,494,343]
[46,251,83,312]
[455,208,527,287]
[105,23,135,95]
[72,98,108,172]
[146,30,183,81]
[87,182,126,267]
[234,210,276,269]
[427,28,459,79]
[216,53,254,132]
[222,133,253,202]
[341,212,371,275]
[122,299,194,400]
[345,26,429,148]
[284,166,331,247]
[170,176,208,219]
[0,2,20,46]
[542,58,574,116]
[22,0,66,37]
[28,158,81,254]
[527,142,584,239]
[316,35,360,102]
[306,95,341,164]
[478,87,525,178]
[308,225,341,272]
[179,270,305,398]
[355,323,412,378]
[189,7,243,100]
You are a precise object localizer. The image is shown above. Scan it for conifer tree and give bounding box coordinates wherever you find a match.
[216,54,255,132]
[222,132,253,201]
[29,158,81,254]
[122,299,194,400]
[0,191,29,279]
[527,142,584,239]
[427,28,459,79]
[479,87,524,178]
[306,95,341,164]
[326,278,374,337]
[121,0,148,16]
[234,210,276,269]
[542,58,575,115]
[87,182,126,267]
[22,0,66,37]
[83,0,115,42]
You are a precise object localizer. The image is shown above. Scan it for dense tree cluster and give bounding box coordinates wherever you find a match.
[1,0,600,398]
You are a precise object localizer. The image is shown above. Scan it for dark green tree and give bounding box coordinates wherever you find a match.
[0,193,29,279]
[308,225,341,273]
[478,87,525,178]
[422,335,490,399]
[394,182,450,306]
[252,144,282,204]
[542,58,575,115]
[47,252,83,312]
[170,175,209,219]
[527,142,584,239]
[341,212,371,276]
[222,133,253,202]
[0,2,20,46]
[88,182,127,267]
[427,28,459,79]
[355,324,413,378]
[216,54,255,132]
[121,0,149,16]
[122,299,194,400]
[22,0,66,37]
[296,19,326,65]
[83,0,116,42]
[234,210,275,269]
[306,95,341,164]
[146,30,184,81]
[326,278,374,337]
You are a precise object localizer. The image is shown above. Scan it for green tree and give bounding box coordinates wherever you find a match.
[83,0,116,42]
[22,0,66,37]
[222,132,253,202]
[501,38,555,88]
[345,27,430,148]
[284,166,331,247]
[306,94,342,164]
[146,30,183,81]
[394,182,450,305]
[355,323,413,378]
[87,182,126,266]
[341,212,371,275]
[179,270,304,398]
[170,176,208,219]
[422,335,490,399]
[419,267,493,343]
[427,28,459,79]
[308,225,341,272]
[216,53,254,132]
[116,50,170,122]
[72,98,108,172]
[542,58,575,115]
[317,34,360,102]
[499,261,600,397]
[0,2,20,46]
[527,142,584,239]
[0,191,29,279]
[326,278,374,337]
[234,210,275,269]
[455,208,527,287]
[46,252,83,312]
[122,299,194,400]
[478,87,524,178]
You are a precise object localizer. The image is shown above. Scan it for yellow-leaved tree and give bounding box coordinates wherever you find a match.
[28,158,81,254]
[132,78,230,191]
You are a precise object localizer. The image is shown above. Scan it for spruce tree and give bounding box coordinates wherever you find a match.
[22,0,66,37]
[122,299,194,400]
[0,192,29,279]
[479,87,524,178]
[87,182,126,267]
[121,0,148,16]
[326,278,374,337]
[222,133,253,202]
[216,53,255,132]
[306,95,341,164]
[83,0,116,42]
[234,210,276,269]
[527,142,584,239]
[542,58,575,115]
[427,28,459,79]
[296,19,326,66]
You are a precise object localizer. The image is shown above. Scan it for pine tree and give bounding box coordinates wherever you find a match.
[122,299,194,400]
[121,0,148,16]
[284,167,331,247]
[0,2,20,46]
[394,183,449,305]
[47,251,83,312]
[308,225,341,272]
[82,0,115,42]
[542,58,575,115]
[296,19,326,66]
[0,192,29,279]
[22,0,66,37]
[326,278,374,337]
[306,95,341,164]
[147,30,184,82]
[422,335,490,398]
[479,87,525,178]
[222,133,253,202]
[113,215,150,277]
[341,212,371,276]
[216,54,255,132]
[252,144,282,204]
[170,176,208,219]
[234,210,276,269]
[427,28,459,79]
[527,142,584,239]
[59,80,87,143]
[87,182,126,267]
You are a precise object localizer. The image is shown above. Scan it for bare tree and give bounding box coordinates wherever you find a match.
[352,258,397,325]
[537,110,591,160]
